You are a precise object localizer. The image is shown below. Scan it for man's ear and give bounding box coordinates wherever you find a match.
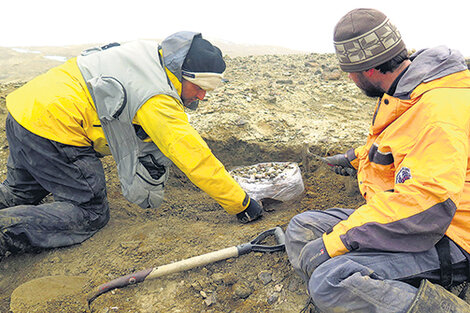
[364,68,375,77]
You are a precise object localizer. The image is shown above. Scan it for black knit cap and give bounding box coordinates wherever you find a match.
[333,8,406,72]
[182,35,226,73]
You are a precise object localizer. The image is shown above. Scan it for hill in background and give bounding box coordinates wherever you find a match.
[0,39,304,83]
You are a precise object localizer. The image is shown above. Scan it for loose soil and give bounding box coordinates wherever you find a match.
[0,52,380,313]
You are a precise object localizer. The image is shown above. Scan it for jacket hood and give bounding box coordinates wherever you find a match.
[160,31,201,83]
[395,45,468,99]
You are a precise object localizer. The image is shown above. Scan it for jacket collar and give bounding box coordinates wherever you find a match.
[394,45,467,99]
[160,31,201,83]
[369,46,468,135]
[370,94,414,135]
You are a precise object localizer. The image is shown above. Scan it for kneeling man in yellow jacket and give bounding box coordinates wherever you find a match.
[0,31,262,261]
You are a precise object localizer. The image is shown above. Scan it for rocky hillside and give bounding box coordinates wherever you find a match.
[0,40,303,83]
[0,49,469,313]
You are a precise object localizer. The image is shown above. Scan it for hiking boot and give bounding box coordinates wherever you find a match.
[407,279,470,312]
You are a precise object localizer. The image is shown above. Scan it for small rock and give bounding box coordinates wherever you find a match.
[267,293,279,305]
[304,61,317,68]
[322,70,342,81]
[211,272,225,285]
[276,79,293,85]
[288,277,301,292]
[274,284,283,292]
[119,241,140,250]
[191,281,203,291]
[222,273,237,285]
[258,271,272,285]
[204,293,217,306]
[49,256,61,263]
[233,283,252,299]
[266,96,277,104]
[235,119,248,126]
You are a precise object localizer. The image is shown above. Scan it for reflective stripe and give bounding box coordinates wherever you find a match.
[368,143,394,165]
[338,198,457,253]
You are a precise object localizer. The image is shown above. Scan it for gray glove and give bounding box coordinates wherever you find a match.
[322,153,356,176]
[237,198,263,223]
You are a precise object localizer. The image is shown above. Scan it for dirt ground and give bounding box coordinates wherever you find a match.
[0,52,373,313]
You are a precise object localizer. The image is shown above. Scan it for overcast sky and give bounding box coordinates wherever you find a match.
[1,1,470,56]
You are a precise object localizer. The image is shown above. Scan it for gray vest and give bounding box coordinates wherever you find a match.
[77,40,181,209]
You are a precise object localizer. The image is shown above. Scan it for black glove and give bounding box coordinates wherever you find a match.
[237,198,263,223]
[322,153,356,176]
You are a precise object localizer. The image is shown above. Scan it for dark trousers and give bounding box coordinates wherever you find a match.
[286,208,469,313]
[0,114,109,253]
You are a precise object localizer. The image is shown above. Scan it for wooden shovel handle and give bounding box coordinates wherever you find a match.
[88,246,239,304]
[147,246,239,280]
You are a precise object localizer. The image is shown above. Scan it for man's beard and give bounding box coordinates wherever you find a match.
[362,85,385,98]
[184,100,199,110]
[356,73,385,98]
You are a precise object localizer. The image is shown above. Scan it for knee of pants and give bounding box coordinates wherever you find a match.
[0,184,13,209]
[286,212,323,270]
[286,211,332,246]
[308,257,347,302]
[0,183,28,209]
[308,256,376,306]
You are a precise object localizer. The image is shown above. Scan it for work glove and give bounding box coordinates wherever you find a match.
[322,153,356,176]
[237,197,263,224]
[299,238,331,278]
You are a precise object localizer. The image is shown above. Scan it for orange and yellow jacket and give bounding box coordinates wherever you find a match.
[6,57,248,215]
[323,46,470,257]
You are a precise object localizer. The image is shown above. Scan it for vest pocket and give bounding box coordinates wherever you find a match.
[118,152,169,209]
[134,161,168,209]
[88,76,127,121]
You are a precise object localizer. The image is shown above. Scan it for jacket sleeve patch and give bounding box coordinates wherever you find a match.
[396,167,412,184]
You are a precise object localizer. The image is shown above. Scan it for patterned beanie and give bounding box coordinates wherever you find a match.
[333,8,406,72]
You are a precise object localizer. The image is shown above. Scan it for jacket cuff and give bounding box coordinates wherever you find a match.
[347,148,359,169]
[322,231,349,258]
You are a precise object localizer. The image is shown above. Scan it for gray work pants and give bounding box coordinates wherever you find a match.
[286,208,468,313]
[0,114,109,253]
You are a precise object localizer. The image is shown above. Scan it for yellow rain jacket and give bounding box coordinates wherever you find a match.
[6,57,248,215]
[322,46,470,257]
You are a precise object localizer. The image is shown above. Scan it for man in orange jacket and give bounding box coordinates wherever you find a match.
[286,8,470,312]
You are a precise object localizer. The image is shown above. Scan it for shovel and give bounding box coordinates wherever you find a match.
[87,226,285,304]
